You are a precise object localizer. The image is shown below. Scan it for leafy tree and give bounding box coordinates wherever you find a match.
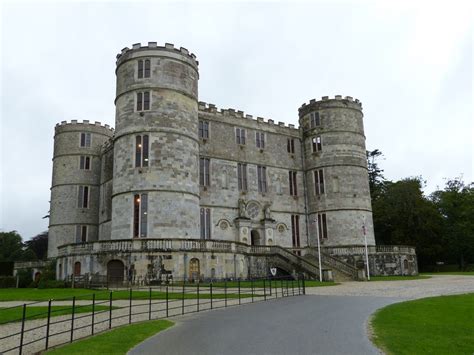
[25,231,48,260]
[372,178,444,269]
[0,231,36,262]
[366,149,386,200]
[431,178,474,270]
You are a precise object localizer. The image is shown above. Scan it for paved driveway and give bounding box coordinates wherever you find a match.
[129,275,474,355]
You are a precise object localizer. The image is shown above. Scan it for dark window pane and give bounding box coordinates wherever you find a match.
[81,226,87,242]
[144,59,150,78]
[83,186,89,208]
[138,60,143,78]
[144,91,150,110]
[143,135,149,167]
[80,133,86,147]
[78,186,84,207]
[135,136,142,167]
[85,156,90,170]
[141,194,148,237]
[133,194,140,238]
[137,92,143,111]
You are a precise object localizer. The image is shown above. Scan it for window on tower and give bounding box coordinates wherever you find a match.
[135,135,149,167]
[256,132,265,149]
[289,171,297,196]
[77,186,90,208]
[133,193,148,238]
[199,158,210,187]
[257,165,267,193]
[312,136,322,152]
[287,138,295,154]
[200,208,211,239]
[317,213,328,239]
[79,156,91,170]
[75,225,88,243]
[291,215,301,252]
[236,128,246,145]
[314,169,325,195]
[137,91,151,111]
[310,112,321,128]
[237,163,248,191]
[138,59,151,79]
[80,133,91,148]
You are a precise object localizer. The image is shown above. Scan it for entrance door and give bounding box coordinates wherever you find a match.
[107,260,125,285]
[74,262,81,276]
[189,258,200,281]
[251,230,260,246]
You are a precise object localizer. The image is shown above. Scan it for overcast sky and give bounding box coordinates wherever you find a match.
[1,0,472,240]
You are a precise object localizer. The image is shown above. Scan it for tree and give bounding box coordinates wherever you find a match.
[25,231,48,260]
[372,178,444,269]
[366,149,386,200]
[431,178,474,270]
[0,231,37,262]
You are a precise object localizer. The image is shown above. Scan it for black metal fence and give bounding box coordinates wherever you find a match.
[0,276,305,354]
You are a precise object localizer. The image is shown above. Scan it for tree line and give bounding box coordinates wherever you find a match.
[367,149,474,271]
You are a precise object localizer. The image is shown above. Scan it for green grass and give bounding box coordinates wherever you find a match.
[368,275,431,281]
[420,271,474,276]
[174,280,338,288]
[46,319,173,355]
[0,288,258,302]
[371,293,474,355]
[0,305,113,324]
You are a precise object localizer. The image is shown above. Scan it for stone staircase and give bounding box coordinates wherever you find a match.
[249,245,359,281]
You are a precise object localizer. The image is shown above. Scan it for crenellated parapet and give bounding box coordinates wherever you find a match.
[298,95,362,118]
[116,42,199,69]
[198,101,298,132]
[55,120,115,136]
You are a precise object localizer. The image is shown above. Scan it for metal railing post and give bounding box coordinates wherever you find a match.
[182,281,185,315]
[19,304,26,355]
[197,282,200,312]
[45,299,52,350]
[292,280,295,296]
[129,289,132,324]
[238,280,241,305]
[263,279,267,301]
[92,294,95,335]
[210,283,213,309]
[286,279,289,296]
[166,285,169,317]
[109,292,112,329]
[269,279,272,297]
[281,279,284,297]
[224,280,228,307]
[70,296,76,342]
[149,288,152,320]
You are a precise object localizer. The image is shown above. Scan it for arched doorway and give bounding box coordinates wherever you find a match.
[34,272,41,283]
[107,260,125,285]
[74,262,81,276]
[251,230,261,246]
[189,258,200,281]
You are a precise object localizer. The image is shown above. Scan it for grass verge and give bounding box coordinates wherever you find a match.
[45,319,173,355]
[0,288,259,302]
[420,271,474,276]
[0,305,113,324]
[173,280,338,288]
[371,293,474,355]
[368,275,430,281]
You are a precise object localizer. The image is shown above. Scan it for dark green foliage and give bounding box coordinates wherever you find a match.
[0,276,16,288]
[366,149,386,200]
[37,260,58,288]
[0,262,14,276]
[25,231,48,260]
[0,231,36,262]
[16,268,33,288]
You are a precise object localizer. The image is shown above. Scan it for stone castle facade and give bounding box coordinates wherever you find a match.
[48,42,417,283]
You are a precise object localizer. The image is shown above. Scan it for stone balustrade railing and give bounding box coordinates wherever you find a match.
[321,245,416,256]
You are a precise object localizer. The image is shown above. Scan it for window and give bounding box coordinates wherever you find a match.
[236,128,246,145]
[289,171,297,196]
[199,120,209,139]
[317,213,328,239]
[237,163,248,191]
[80,133,91,148]
[310,112,321,128]
[256,132,265,149]
[291,215,301,248]
[133,193,148,238]
[77,186,89,208]
[312,136,322,152]
[199,158,210,186]
[75,225,88,243]
[257,165,267,193]
[314,169,325,195]
[200,208,211,239]
[137,91,151,111]
[79,156,91,170]
[138,59,151,79]
[135,135,149,167]
[287,138,295,154]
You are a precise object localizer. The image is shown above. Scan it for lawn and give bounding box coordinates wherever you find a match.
[0,288,259,302]
[368,275,430,281]
[0,305,113,324]
[173,279,338,288]
[371,293,474,355]
[420,271,474,276]
[46,319,173,355]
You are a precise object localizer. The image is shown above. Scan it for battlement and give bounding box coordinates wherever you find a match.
[55,120,115,134]
[198,101,299,132]
[299,95,362,116]
[116,42,199,67]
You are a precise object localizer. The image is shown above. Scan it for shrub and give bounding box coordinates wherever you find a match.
[0,276,16,288]
[38,279,67,289]
[17,268,33,288]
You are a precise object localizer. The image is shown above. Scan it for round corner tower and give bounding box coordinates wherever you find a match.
[299,95,375,247]
[111,42,200,240]
[49,121,114,257]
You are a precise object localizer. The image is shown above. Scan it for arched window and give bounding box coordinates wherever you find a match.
[74,262,81,276]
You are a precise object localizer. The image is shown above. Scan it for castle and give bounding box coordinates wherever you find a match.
[48,42,417,283]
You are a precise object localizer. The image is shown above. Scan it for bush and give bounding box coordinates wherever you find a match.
[0,276,16,288]
[17,268,33,288]
[38,279,67,289]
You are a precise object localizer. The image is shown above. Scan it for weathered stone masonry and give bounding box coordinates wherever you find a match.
[48,42,418,282]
